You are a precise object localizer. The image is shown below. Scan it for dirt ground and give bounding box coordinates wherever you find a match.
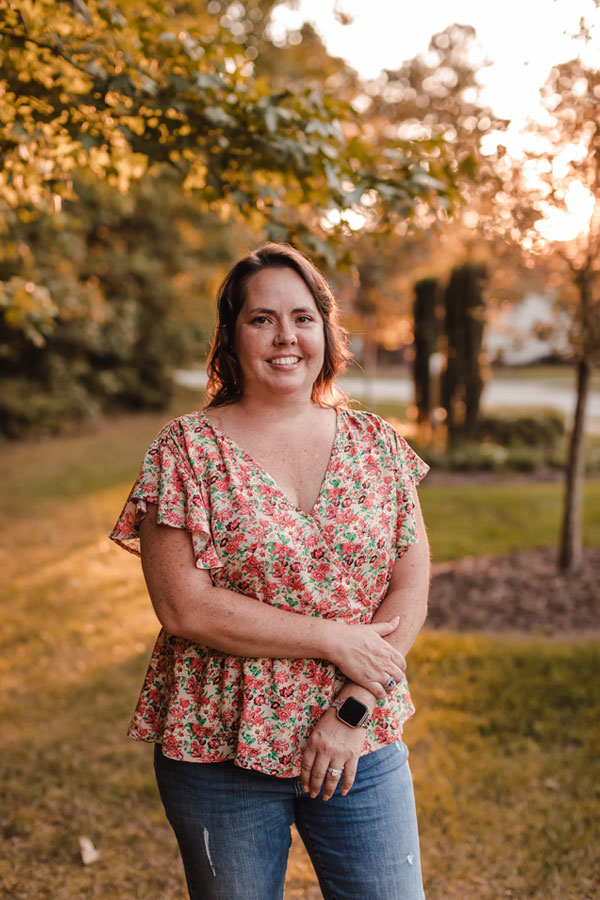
[428,546,600,635]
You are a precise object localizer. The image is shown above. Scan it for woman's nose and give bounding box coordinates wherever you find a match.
[275,321,297,344]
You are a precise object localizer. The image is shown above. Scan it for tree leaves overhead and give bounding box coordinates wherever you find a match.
[0,0,454,231]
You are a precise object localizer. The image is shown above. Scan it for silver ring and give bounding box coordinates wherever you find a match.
[327,767,343,778]
[385,678,396,690]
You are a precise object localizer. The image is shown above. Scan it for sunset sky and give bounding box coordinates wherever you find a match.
[269,0,600,125]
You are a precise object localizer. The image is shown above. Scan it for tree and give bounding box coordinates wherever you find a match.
[412,277,440,426]
[0,0,460,433]
[515,57,600,570]
[341,24,507,381]
[440,263,487,443]
[0,0,453,238]
[0,168,252,434]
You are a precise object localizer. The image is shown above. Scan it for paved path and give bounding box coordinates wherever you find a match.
[175,370,600,434]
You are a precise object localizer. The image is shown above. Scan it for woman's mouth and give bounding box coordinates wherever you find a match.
[268,356,302,367]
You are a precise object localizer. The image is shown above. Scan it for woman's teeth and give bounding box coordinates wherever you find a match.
[269,357,300,366]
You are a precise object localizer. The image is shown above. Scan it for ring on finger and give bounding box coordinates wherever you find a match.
[385,677,396,690]
[327,766,343,778]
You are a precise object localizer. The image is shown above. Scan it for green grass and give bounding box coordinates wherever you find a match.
[2,396,599,899]
[420,480,600,560]
[408,633,600,900]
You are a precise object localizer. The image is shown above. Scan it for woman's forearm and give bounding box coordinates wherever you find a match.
[164,579,342,660]
[370,558,429,658]
[139,508,406,696]
[337,495,430,710]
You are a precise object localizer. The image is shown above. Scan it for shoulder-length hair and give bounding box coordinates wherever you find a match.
[205,242,351,408]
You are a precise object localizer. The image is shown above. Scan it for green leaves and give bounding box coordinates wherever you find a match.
[0,0,455,232]
[0,276,58,347]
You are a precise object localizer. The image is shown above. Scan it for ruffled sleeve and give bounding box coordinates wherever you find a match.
[385,423,429,558]
[109,422,222,571]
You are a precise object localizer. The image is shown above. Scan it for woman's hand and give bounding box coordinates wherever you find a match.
[329,617,406,699]
[301,708,368,801]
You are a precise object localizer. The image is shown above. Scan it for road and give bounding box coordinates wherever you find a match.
[175,369,600,434]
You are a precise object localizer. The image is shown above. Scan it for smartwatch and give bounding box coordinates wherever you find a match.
[330,696,370,729]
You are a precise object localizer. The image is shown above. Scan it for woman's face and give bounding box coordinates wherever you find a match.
[234,266,326,401]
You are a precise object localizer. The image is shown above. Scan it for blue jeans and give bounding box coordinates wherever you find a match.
[154,741,426,900]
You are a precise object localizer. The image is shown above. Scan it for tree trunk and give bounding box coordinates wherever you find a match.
[558,355,591,571]
[441,264,486,444]
[463,267,486,440]
[412,278,439,424]
[441,268,463,443]
[363,313,378,411]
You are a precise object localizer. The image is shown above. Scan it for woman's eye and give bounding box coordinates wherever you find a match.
[296,315,313,323]
[251,316,269,324]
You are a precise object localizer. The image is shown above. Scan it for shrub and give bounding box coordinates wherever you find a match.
[474,411,566,448]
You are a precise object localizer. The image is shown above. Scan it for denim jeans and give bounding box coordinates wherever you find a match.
[154,740,426,900]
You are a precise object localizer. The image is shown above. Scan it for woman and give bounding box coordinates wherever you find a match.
[111,243,430,900]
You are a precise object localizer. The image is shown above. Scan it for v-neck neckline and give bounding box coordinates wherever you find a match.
[198,407,343,518]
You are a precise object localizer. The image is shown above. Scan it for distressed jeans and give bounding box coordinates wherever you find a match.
[154,740,426,900]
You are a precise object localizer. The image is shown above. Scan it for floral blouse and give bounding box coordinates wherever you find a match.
[110,407,428,778]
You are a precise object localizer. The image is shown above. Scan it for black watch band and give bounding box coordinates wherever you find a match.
[330,696,370,729]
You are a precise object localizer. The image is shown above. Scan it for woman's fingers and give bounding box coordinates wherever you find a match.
[321,764,344,802]
[308,755,350,801]
[371,616,400,636]
[301,746,316,794]
[341,756,359,796]
[334,623,407,690]
[308,753,332,798]
[300,709,367,801]
[367,680,387,700]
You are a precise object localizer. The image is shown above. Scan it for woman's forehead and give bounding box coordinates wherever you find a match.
[241,267,320,313]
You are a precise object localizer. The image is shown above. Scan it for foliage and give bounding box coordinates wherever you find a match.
[0,0,464,436]
[0,0,455,234]
[513,53,600,569]
[474,411,566,448]
[336,24,514,370]
[413,409,570,476]
[0,171,247,436]
[516,58,600,361]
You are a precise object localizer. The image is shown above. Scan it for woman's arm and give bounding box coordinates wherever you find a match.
[301,490,430,800]
[336,489,430,710]
[138,503,407,698]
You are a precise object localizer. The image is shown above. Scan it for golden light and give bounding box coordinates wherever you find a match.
[534,180,595,242]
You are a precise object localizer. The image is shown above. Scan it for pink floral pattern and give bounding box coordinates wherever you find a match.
[110,408,428,777]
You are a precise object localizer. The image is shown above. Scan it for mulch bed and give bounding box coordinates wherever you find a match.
[428,547,600,635]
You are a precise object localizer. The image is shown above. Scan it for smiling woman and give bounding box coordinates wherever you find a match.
[205,242,351,408]
[231,267,327,401]
[110,242,431,900]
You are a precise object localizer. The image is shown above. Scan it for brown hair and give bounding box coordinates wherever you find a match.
[205,243,350,408]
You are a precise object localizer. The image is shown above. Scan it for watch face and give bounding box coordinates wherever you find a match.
[338,697,369,727]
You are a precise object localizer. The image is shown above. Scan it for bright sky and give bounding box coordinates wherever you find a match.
[270,0,600,125]
[270,0,600,241]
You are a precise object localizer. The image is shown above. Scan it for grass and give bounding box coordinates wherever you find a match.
[408,634,600,900]
[420,480,600,560]
[2,391,599,899]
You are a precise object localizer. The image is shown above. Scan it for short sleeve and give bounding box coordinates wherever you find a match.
[385,424,429,558]
[109,425,222,571]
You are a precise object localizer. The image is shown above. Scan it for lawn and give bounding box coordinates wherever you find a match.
[2,393,599,899]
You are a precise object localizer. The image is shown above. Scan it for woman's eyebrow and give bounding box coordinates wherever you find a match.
[246,306,314,315]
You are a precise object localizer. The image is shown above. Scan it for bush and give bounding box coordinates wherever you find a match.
[0,376,98,438]
[410,410,571,473]
[474,411,566,448]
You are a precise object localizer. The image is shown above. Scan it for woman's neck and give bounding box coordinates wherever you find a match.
[232,392,318,424]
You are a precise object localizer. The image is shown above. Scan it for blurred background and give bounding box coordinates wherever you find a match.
[1,2,599,898]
